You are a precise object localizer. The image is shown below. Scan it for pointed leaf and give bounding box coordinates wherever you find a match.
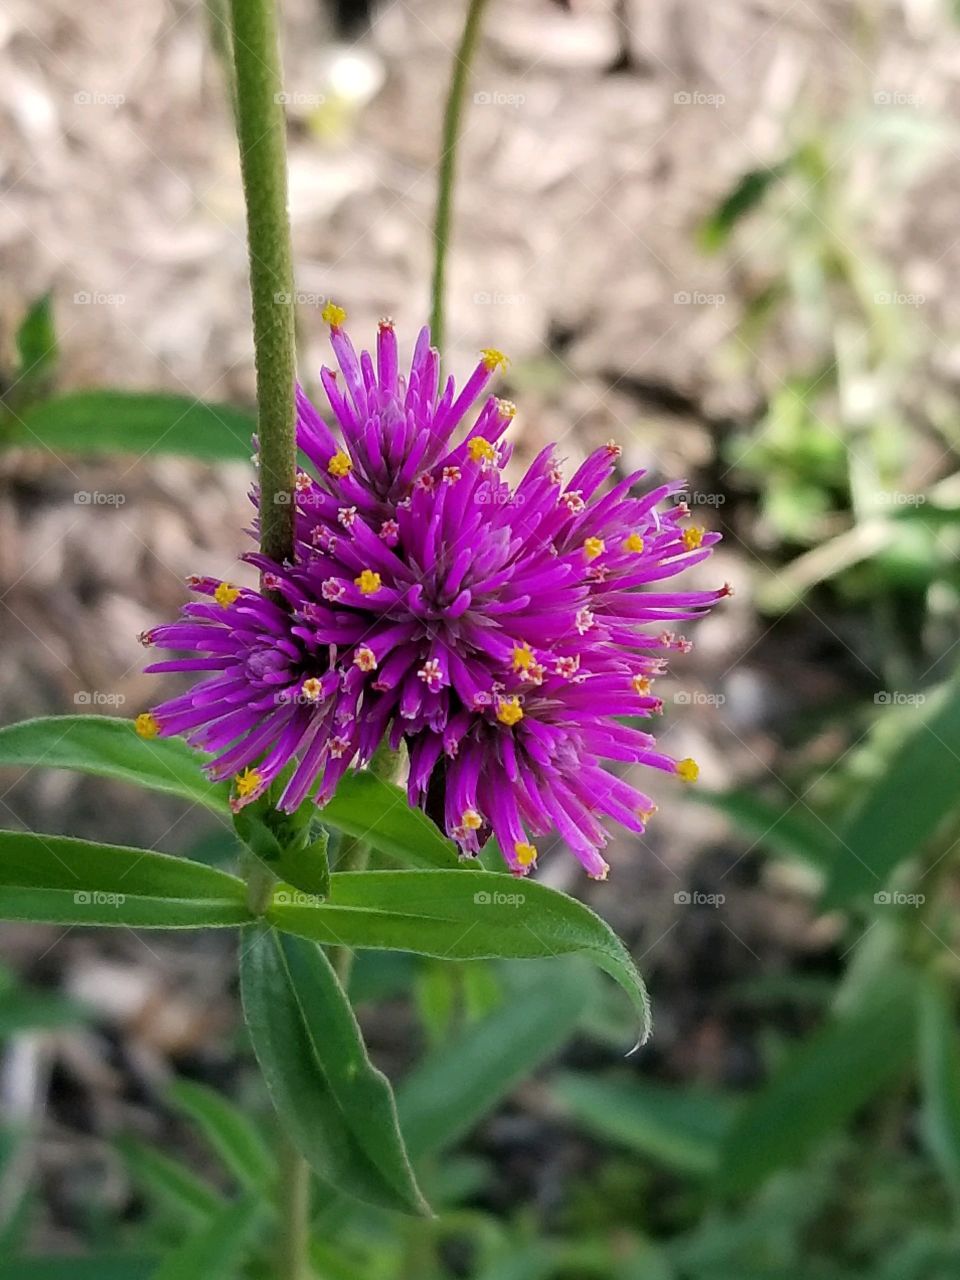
[269,869,650,1040]
[17,391,255,461]
[918,972,960,1199]
[240,923,429,1215]
[823,679,960,906]
[0,830,250,927]
[0,716,229,812]
[321,770,460,869]
[398,959,594,1158]
[117,1136,224,1222]
[716,970,917,1193]
[168,1080,275,1192]
[149,1195,263,1280]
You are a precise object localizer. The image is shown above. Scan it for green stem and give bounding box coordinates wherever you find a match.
[429,0,490,349]
[277,1134,311,1280]
[229,0,297,565]
[331,743,403,984]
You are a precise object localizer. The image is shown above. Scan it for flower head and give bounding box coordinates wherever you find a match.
[145,320,723,878]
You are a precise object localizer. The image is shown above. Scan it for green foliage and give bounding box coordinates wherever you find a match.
[239,924,428,1215]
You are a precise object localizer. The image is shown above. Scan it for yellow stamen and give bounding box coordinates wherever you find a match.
[328,450,352,477]
[355,569,382,595]
[496,697,524,727]
[135,712,159,739]
[235,767,263,798]
[622,532,644,554]
[481,347,509,373]
[214,582,241,607]
[584,536,605,561]
[676,757,700,783]
[512,644,534,672]
[637,804,658,822]
[514,841,538,868]
[631,675,652,696]
[467,437,497,464]
[462,808,483,830]
[301,678,323,701]
[496,398,517,419]
[682,526,705,551]
[321,301,346,329]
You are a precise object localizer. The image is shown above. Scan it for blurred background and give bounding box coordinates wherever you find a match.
[2,0,960,1275]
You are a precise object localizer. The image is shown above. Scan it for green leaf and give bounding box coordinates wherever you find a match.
[0,830,250,928]
[149,1195,262,1280]
[0,1258,159,1280]
[0,717,459,871]
[15,293,58,387]
[918,973,960,1198]
[239,923,429,1215]
[698,162,790,252]
[398,959,593,1159]
[168,1080,275,1192]
[322,770,461,869]
[16,391,255,461]
[269,870,651,1040]
[715,972,917,1194]
[823,679,960,906]
[692,789,835,873]
[0,716,229,813]
[551,1073,737,1177]
[117,1135,224,1222]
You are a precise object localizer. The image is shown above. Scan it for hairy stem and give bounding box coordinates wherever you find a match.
[229,0,297,565]
[429,0,490,349]
[276,1134,311,1280]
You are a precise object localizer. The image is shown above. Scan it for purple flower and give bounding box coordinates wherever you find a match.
[142,309,726,879]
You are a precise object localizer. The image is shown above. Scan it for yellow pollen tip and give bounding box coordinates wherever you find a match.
[480,347,509,373]
[623,532,645,554]
[234,767,263,798]
[135,712,159,739]
[584,536,605,561]
[322,301,346,329]
[512,644,534,672]
[301,677,323,700]
[638,805,658,822]
[631,675,652,696]
[514,841,538,867]
[328,450,352,477]
[682,526,705,551]
[496,398,517,419]
[496,697,524,727]
[467,437,496,464]
[355,569,382,595]
[214,582,241,607]
[676,757,700,783]
[462,808,483,830]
